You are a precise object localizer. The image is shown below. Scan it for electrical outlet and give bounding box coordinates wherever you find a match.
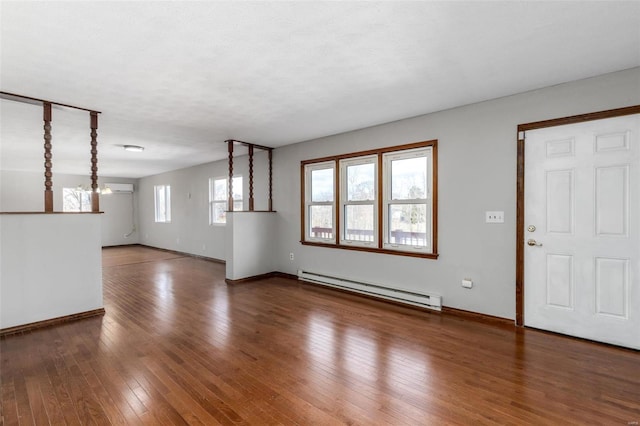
[289,253,294,261]
[485,211,504,223]
[462,278,473,289]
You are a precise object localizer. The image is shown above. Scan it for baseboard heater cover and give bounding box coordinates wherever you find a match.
[297,270,442,311]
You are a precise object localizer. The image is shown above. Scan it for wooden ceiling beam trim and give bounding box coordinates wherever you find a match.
[0,91,101,114]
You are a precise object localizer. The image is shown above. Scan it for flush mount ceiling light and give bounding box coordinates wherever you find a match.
[123,145,144,152]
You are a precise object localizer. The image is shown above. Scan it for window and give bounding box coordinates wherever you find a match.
[63,187,92,212]
[383,147,432,253]
[154,185,171,222]
[340,155,377,246]
[209,176,242,224]
[304,162,335,241]
[301,140,437,258]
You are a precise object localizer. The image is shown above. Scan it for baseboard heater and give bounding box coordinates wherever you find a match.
[297,270,442,311]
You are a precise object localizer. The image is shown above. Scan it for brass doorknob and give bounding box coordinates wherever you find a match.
[527,239,542,247]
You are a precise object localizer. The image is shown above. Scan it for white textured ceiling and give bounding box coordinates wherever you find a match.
[1,1,639,178]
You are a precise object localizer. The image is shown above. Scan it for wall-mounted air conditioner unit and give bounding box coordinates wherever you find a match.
[104,183,134,193]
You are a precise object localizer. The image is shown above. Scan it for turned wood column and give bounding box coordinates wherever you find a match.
[227,140,234,212]
[248,145,254,211]
[224,139,273,212]
[90,112,99,212]
[43,103,53,212]
[268,149,273,212]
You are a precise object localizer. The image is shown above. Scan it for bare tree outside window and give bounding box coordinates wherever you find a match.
[342,159,376,243]
[63,188,92,212]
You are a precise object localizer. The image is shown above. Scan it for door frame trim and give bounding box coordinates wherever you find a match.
[515,104,640,326]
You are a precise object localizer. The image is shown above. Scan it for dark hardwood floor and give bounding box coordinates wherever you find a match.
[1,246,639,425]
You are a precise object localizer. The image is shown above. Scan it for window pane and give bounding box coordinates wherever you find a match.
[63,188,92,212]
[213,202,226,223]
[309,205,333,238]
[347,163,375,201]
[81,192,92,212]
[391,157,427,200]
[233,200,243,211]
[157,200,165,221]
[165,187,171,221]
[154,185,170,222]
[213,177,242,201]
[63,188,78,212]
[311,168,333,202]
[388,203,428,246]
[214,179,226,201]
[344,204,374,242]
[156,186,165,208]
[232,176,242,201]
[155,186,164,221]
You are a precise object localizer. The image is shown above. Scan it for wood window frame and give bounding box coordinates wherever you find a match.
[301,140,438,259]
[339,155,378,248]
[303,161,337,243]
[381,146,434,254]
[515,104,640,326]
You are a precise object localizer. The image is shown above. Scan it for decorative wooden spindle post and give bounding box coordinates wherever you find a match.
[268,149,273,212]
[248,145,254,211]
[224,138,273,212]
[43,102,53,212]
[227,140,234,212]
[90,111,99,212]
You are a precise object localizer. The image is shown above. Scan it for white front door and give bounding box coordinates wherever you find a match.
[524,114,640,349]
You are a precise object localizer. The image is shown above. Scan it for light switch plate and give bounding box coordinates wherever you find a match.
[486,211,504,223]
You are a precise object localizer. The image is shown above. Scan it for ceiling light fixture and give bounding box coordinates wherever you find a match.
[124,145,144,152]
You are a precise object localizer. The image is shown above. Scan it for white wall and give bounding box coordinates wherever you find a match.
[137,149,270,260]
[225,212,276,280]
[0,170,44,212]
[0,171,139,246]
[273,67,640,320]
[0,213,103,328]
[138,160,228,260]
[100,180,139,246]
[135,68,639,320]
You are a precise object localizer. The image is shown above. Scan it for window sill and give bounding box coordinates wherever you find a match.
[300,240,439,259]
